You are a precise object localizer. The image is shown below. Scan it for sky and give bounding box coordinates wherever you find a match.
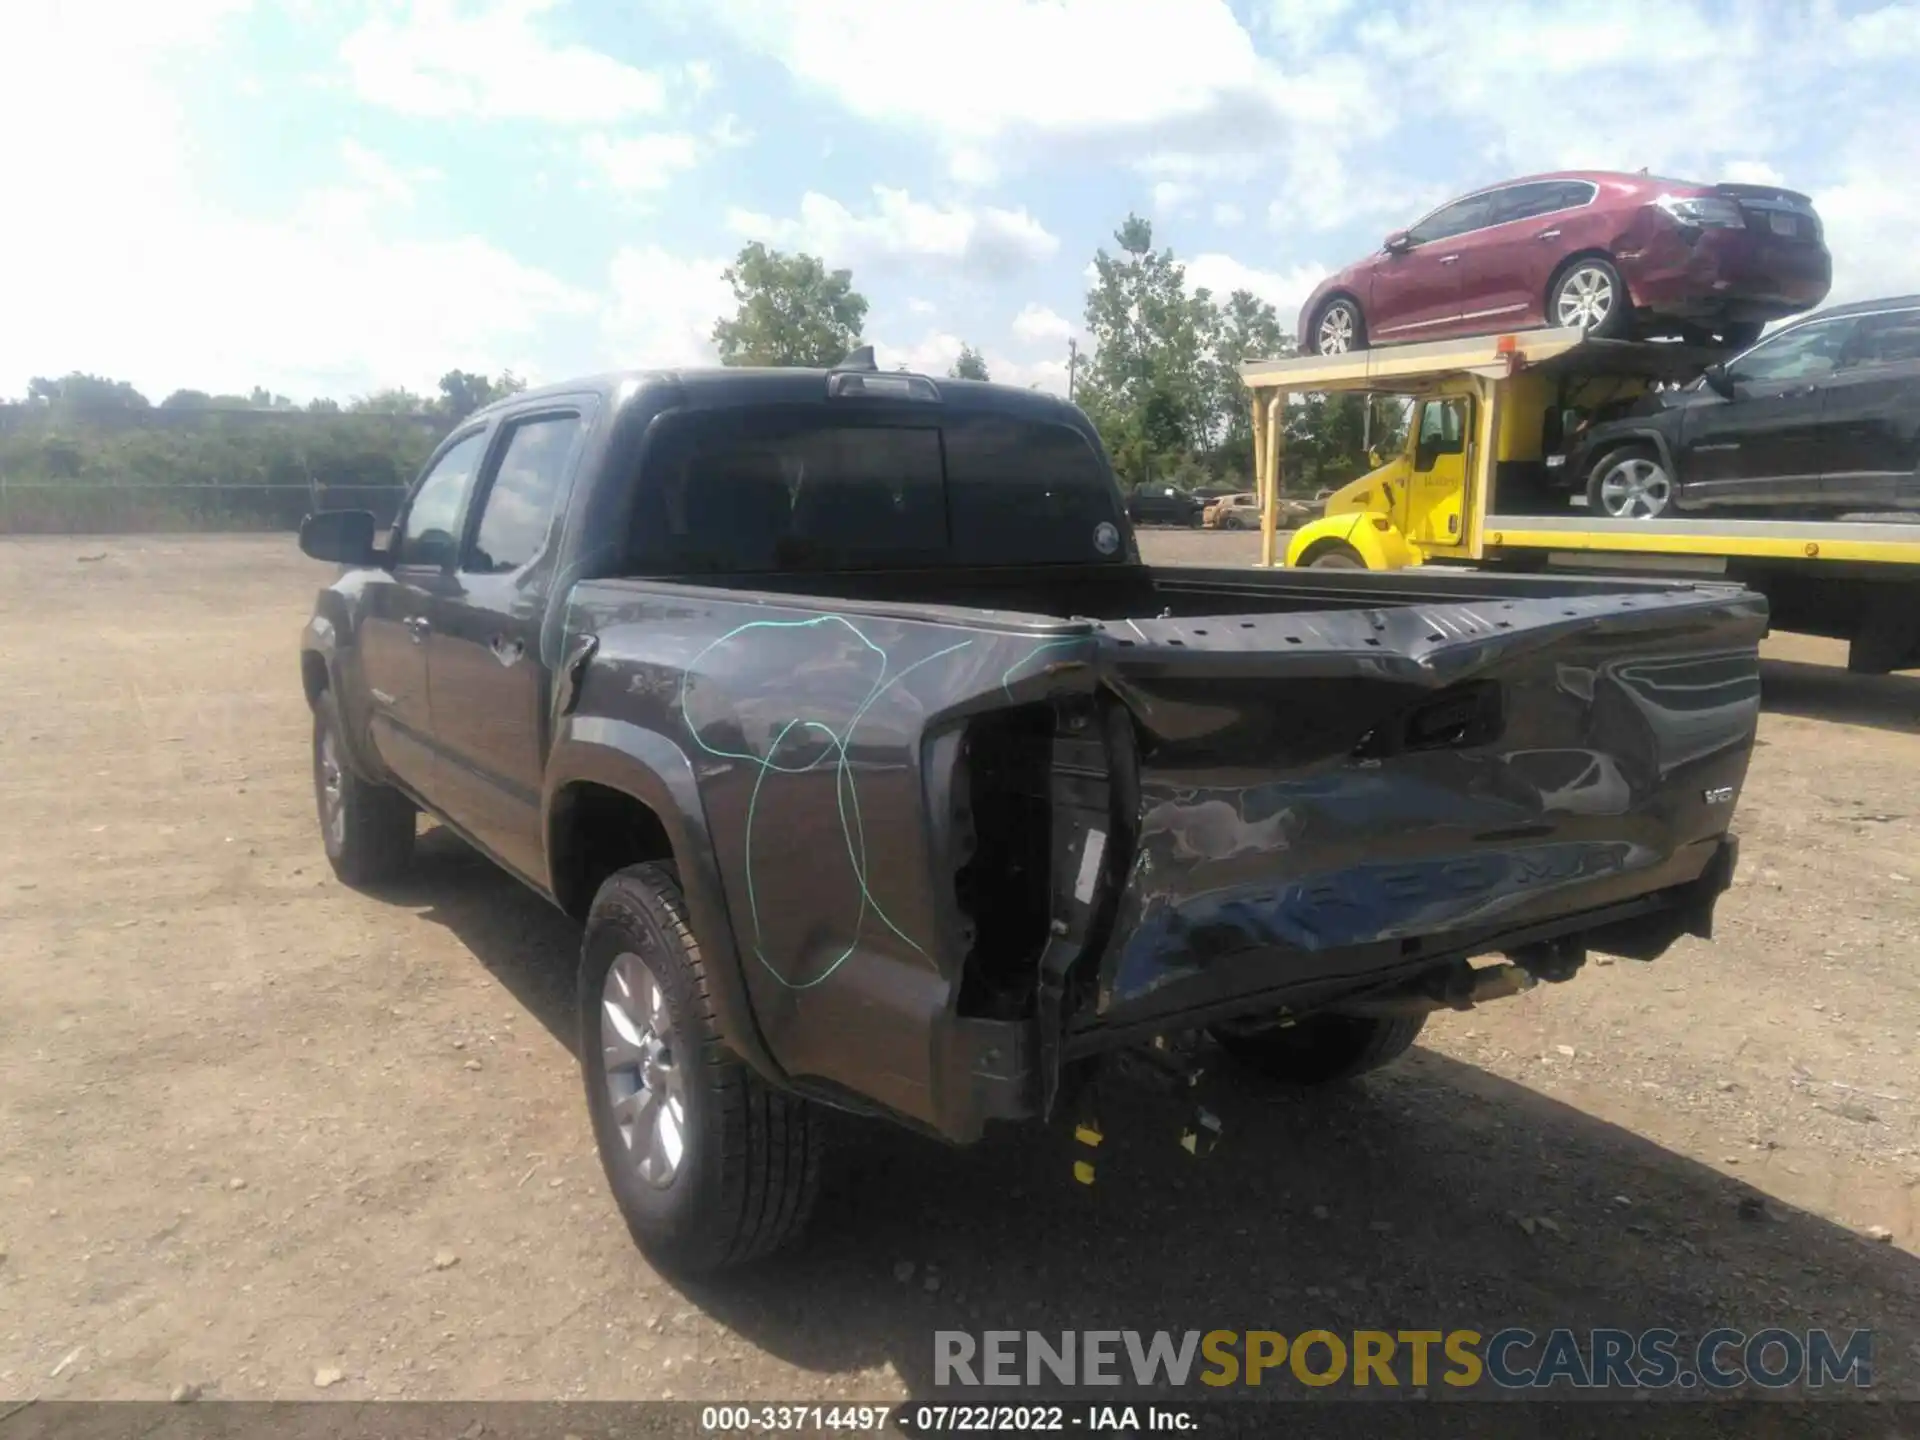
[5,0,1920,405]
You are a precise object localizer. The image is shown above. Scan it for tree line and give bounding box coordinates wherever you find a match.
[1,216,1375,534]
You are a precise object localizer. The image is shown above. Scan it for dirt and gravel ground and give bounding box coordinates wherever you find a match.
[2,531,1918,1405]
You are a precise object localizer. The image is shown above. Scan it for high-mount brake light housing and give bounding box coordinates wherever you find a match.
[827,372,941,401]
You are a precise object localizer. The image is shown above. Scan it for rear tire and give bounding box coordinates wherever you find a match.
[1213,1013,1427,1084]
[1312,297,1367,355]
[1585,443,1674,520]
[580,863,824,1275]
[1549,257,1631,339]
[312,689,415,887]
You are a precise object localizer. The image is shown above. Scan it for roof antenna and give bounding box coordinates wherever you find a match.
[835,344,877,371]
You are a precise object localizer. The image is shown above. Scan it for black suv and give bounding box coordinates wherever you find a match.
[1558,294,1920,519]
[1125,484,1206,526]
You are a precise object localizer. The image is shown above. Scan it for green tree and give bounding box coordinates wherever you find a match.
[1077,215,1212,487]
[435,368,527,422]
[27,373,150,411]
[711,242,868,368]
[348,387,431,415]
[949,344,990,381]
[1203,289,1290,467]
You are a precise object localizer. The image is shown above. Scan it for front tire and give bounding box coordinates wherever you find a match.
[312,689,415,887]
[1586,443,1674,520]
[1312,297,1366,355]
[1213,1013,1427,1084]
[580,863,824,1275]
[1301,540,1366,569]
[1550,257,1631,339]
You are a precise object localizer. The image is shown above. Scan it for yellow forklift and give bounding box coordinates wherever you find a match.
[1240,326,1920,673]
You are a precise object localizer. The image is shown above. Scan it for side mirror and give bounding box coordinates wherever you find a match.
[1368,447,1385,468]
[1701,364,1736,399]
[1384,231,1412,254]
[299,509,380,566]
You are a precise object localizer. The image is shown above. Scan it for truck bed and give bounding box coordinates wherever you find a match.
[565,563,1763,1140]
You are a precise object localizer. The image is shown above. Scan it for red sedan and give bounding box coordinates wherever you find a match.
[1298,170,1832,355]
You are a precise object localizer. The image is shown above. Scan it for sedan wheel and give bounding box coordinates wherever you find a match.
[1314,299,1365,355]
[1589,447,1674,520]
[1552,259,1628,338]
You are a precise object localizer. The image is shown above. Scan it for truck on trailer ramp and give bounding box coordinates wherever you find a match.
[1242,325,1920,673]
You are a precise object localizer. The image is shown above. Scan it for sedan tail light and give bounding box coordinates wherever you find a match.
[1656,194,1746,229]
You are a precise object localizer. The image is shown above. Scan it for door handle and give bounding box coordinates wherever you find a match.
[489,635,525,667]
[1437,254,1460,265]
[405,616,431,644]
[1536,229,1561,240]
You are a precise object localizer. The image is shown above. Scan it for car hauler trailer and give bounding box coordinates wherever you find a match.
[1240,326,1920,673]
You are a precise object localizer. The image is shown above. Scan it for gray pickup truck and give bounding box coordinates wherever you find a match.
[298,353,1763,1273]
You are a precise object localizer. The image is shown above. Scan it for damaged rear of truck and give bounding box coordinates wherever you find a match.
[563,562,1759,1152]
[300,360,1763,1272]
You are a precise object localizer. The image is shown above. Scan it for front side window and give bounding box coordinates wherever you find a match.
[1417,399,1466,456]
[467,413,583,574]
[1408,194,1494,245]
[1726,318,1858,385]
[395,430,487,569]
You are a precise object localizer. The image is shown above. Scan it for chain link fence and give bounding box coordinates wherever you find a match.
[0,404,452,534]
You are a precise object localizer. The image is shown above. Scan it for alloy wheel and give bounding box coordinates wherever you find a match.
[317,723,346,850]
[1556,266,1615,330]
[1317,304,1356,354]
[1597,456,1672,519]
[600,950,688,1187]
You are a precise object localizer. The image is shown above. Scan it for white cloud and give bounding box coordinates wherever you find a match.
[1185,254,1329,329]
[1213,202,1245,227]
[1152,181,1198,217]
[581,132,704,193]
[1012,303,1074,345]
[877,330,1069,394]
[337,139,441,205]
[727,186,1059,278]
[701,0,1378,195]
[0,2,594,401]
[1722,159,1787,188]
[603,248,735,368]
[341,0,667,123]
[906,297,938,316]
[1811,115,1920,307]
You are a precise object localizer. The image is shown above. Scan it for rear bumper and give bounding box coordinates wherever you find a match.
[1620,226,1832,322]
[924,830,1740,1139]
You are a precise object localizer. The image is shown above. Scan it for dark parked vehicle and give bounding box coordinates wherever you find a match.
[1126,484,1206,526]
[1300,170,1831,356]
[1556,295,1920,519]
[298,354,1760,1271]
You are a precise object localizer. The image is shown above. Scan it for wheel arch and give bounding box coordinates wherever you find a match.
[543,716,787,1089]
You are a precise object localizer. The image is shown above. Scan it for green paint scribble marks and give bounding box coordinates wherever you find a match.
[678,615,974,991]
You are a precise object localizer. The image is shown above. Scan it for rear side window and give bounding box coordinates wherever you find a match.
[943,414,1125,565]
[467,413,583,574]
[1843,310,1920,369]
[626,407,1125,574]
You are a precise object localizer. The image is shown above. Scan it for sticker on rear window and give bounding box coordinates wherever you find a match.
[1093,521,1119,555]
